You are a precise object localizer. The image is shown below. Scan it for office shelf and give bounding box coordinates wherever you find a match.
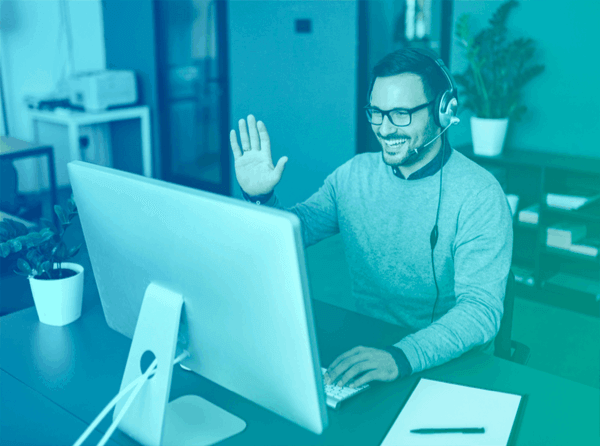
[458,145,600,317]
[543,246,599,264]
[516,222,539,231]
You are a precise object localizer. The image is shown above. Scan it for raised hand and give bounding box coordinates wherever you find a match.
[230,115,288,197]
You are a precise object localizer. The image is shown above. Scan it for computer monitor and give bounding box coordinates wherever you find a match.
[68,161,328,445]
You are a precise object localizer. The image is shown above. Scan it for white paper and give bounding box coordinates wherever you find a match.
[381,379,522,446]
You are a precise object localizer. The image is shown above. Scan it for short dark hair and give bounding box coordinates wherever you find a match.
[367,49,450,105]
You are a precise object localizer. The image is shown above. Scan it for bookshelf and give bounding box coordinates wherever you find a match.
[457,146,600,317]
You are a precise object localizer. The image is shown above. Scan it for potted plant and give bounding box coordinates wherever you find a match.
[0,197,84,326]
[454,0,545,156]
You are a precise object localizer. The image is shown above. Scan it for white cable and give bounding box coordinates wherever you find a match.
[96,360,156,446]
[72,351,190,446]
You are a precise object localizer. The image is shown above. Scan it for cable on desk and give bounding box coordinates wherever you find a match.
[73,350,190,446]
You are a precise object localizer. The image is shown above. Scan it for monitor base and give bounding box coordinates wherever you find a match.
[164,394,246,446]
[114,282,246,446]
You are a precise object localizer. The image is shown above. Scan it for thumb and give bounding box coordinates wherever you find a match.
[273,156,288,181]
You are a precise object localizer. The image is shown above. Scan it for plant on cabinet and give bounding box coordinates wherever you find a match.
[454,0,545,156]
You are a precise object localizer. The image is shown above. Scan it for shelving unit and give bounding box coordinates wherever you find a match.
[457,145,600,317]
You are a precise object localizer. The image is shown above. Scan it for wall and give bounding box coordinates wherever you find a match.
[449,0,600,159]
[363,0,445,154]
[101,0,161,178]
[0,0,106,191]
[228,0,359,207]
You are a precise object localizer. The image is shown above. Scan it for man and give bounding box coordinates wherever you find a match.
[229,49,513,389]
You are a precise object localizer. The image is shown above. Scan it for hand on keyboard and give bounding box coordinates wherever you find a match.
[321,368,369,409]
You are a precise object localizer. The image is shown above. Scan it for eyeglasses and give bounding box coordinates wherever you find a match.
[364,100,434,127]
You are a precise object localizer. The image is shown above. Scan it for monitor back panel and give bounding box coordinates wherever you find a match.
[68,161,327,434]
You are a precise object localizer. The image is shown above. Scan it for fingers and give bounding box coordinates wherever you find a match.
[236,115,267,155]
[238,118,250,152]
[323,347,400,388]
[334,360,372,388]
[324,347,367,386]
[230,130,242,159]
[326,347,363,378]
[257,120,271,158]
[348,370,379,389]
[247,115,261,151]
[273,156,288,182]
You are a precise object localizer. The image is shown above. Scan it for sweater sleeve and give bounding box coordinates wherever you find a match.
[395,183,513,374]
[241,172,342,248]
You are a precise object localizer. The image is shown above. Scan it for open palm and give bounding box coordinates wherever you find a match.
[230,115,288,197]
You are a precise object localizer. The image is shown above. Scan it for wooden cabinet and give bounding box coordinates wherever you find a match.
[456,145,600,317]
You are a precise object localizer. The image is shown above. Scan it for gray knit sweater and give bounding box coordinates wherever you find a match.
[256,148,513,374]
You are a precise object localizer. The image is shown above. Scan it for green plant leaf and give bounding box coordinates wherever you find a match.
[0,220,16,239]
[26,249,38,263]
[40,261,51,274]
[39,229,55,244]
[39,218,59,234]
[0,223,11,241]
[54,205,69,225]
[67,197,77,214]
[25,232,42,246]
[8,239,23,254]
[17,258,32,275]
[0,242,10,258]
[12,220,29,236]
[67,244,82,259]
[452,0,544,119]
[52,242,67,262]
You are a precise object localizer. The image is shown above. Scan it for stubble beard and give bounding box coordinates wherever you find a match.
[379,138,419,167]
[379,125,441,168]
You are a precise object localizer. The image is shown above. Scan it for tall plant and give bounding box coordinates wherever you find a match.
[454,0,545,120]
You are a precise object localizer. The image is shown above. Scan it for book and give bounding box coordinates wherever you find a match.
[544,273,600,296]
[518,204,539,225]
[546,193,600,210]
[546,222,587,248]
[567,237,599,257]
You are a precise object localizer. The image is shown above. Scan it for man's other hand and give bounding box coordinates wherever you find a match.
[323,346,399,388]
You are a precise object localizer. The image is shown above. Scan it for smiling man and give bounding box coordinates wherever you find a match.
[229,48,512,389]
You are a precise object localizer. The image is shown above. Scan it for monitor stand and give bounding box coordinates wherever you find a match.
[113,283,246,446]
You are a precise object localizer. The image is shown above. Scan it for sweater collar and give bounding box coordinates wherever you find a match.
[391,138,452,180]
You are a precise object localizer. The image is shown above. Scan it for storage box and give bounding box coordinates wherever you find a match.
[546,222,587,249]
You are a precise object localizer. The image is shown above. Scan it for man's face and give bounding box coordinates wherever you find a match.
[370,73,440,167]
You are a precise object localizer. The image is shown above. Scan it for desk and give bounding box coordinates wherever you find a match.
[29,106,152,179]
[1,292,599,446]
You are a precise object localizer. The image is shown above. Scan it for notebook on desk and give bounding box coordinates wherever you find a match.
[381,378,527,446]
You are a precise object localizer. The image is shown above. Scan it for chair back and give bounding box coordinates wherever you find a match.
[494,270,516,360]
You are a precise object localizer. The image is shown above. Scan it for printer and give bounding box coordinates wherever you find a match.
[69,70,138,112]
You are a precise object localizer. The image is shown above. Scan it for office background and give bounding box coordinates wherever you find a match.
[0,0,598,390]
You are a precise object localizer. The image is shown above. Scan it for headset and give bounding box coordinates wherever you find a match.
[367,48,459,324]
[366,48,459,129]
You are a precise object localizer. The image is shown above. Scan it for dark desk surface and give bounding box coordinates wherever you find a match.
[1,300,599,446]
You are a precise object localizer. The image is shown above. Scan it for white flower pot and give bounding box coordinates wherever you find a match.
[471,117,509,157]
[29,262,84,326]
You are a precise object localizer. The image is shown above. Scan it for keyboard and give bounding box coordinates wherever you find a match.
[181,363,368,410]
[321,368,369,409]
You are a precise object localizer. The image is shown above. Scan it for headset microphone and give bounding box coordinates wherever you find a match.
[412,117,460,156]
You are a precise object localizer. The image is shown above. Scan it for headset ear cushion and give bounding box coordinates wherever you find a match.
[434,90,447,127]
[438,92,458,127]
